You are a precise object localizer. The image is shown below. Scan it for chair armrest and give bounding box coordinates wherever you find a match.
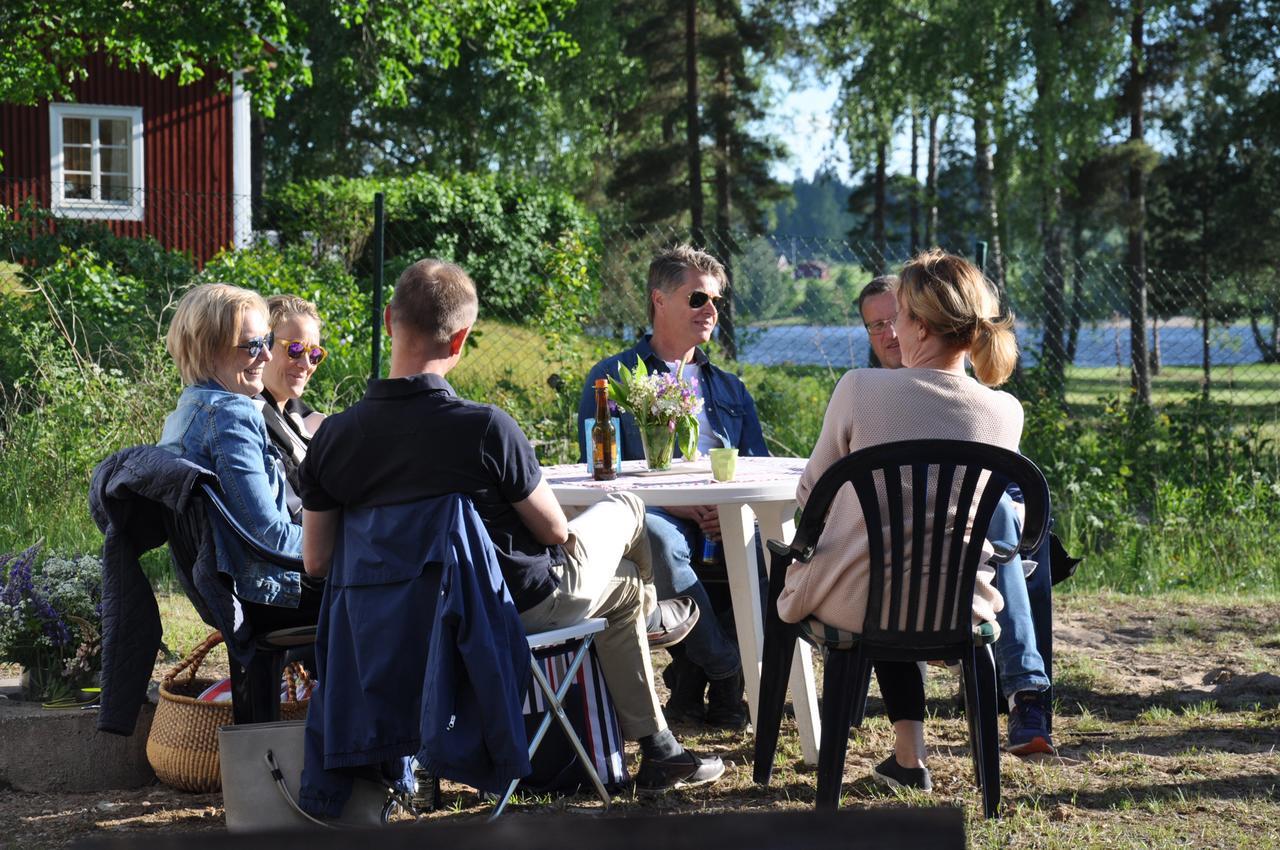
[198,482,304,571]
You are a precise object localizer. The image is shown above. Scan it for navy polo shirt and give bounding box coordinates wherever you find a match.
[298,372,561,612]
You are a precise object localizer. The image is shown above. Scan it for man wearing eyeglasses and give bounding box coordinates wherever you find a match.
[577,245,768,729]
[858,275,903,369]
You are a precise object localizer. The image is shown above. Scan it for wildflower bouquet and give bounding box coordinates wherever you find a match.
[608,359,703,469]
[0,544,103,700]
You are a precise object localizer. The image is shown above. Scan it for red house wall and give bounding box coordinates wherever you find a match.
[0,54,235,264]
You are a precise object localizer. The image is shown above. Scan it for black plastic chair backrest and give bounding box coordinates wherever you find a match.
[790,439,1049,651]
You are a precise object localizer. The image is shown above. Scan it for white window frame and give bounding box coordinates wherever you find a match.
[49,103,145,221]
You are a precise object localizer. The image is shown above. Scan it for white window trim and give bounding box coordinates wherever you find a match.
[49,103,145,222]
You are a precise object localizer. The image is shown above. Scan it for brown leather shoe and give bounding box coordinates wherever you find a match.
[646,596,700,649]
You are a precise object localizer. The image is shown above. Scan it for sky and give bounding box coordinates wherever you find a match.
[767,71,847,182]
[765,70,916,185]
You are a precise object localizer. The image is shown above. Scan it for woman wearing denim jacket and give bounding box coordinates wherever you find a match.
[158,283,319,630]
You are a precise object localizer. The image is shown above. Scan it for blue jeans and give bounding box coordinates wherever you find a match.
[645,508,742,681]
[988,496,1050,697]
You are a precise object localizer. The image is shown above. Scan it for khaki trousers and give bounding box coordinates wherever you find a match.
[519,492,666,740]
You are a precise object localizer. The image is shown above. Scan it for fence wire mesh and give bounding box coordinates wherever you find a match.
[4,184,1279,463]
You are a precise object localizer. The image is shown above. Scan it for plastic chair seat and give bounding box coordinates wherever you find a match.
[797,618,1000,651]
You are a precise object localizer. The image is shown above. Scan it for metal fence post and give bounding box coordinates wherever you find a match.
[371,192,386,380]
[974,240,988,276]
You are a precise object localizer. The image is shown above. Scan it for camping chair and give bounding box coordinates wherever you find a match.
[164,480,316,725]
[752,440,1049,818]
[490,617,613,819]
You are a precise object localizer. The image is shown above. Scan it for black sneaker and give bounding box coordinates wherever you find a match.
[870,755,933,792]
[634,748,725,791]
[705,670,748,730]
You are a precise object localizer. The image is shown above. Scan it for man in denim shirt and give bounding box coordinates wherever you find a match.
[578,245,767,728]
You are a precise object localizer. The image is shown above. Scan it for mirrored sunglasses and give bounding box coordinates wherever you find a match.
[277,338,328,367]
[687,291,726,311]
[234,331,275,359]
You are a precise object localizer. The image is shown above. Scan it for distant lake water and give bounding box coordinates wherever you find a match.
[736,322,1273,370]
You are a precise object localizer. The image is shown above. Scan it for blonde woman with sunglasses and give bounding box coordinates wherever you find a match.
[259,295,328,522]
[160,283,319,630]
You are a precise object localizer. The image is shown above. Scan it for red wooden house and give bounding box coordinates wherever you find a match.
[0,54,252,265]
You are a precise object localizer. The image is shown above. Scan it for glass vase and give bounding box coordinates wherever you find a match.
[639,422,676,470]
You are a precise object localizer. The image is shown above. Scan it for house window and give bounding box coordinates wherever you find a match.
[49,104,144,221]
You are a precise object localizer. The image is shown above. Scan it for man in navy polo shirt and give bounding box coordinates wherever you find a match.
[578,245,768,729]
[301,258,723,791]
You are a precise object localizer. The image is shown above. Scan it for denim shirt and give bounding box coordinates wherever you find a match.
[157,381,303,607]
[577,335,769,462]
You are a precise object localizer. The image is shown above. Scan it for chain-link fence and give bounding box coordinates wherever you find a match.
[4,183,1279,461]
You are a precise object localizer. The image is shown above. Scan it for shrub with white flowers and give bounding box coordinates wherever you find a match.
[0,544,103,698]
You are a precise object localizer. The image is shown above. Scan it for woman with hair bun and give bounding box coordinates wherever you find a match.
[777,249,1022,793]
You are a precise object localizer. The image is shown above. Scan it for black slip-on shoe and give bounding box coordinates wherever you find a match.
[871,755,933,792]
[646,596,701,650]
[634,749,725,791]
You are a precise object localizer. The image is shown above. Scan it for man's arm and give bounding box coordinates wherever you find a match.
[512,478,569,545]
[302,508,340,578]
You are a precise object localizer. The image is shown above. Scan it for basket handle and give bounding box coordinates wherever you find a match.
[162,630,223,688]
[282,661,311,703]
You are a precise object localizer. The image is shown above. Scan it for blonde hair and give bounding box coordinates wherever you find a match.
[166,283,269,385]
[896,249,1017,387]
[266,294,322,330]
[389,258,478,344]
[647,244,727,324]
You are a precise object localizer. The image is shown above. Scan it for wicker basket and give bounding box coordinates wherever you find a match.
[146,631,310,792]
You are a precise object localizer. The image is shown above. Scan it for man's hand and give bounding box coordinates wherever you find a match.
[665,504,721,541]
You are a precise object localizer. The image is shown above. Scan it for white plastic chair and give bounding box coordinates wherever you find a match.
[490,617,613,818]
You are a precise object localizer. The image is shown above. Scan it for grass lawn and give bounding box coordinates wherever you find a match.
[1063,363,1280,425]
[4,591,1277,847]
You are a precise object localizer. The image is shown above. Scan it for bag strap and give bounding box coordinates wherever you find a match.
[264,749,341,830]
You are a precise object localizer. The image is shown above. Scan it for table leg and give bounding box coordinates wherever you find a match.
[751,500,820,766]
[717,503,764,727]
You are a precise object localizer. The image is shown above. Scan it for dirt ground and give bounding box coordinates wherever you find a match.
[2,593,1277,849]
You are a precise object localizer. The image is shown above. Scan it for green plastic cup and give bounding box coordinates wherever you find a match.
[710,447,738,482]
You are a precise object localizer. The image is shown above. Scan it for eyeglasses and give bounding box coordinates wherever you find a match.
[687,291,726,311]
[864,314,897,336]
[277,338,328,367]
[234,332,275,359]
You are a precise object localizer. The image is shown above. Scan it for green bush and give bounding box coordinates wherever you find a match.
[269,171,601,332]
[0,199,194,291]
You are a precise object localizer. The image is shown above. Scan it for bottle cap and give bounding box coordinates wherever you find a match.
[594,378,607,389]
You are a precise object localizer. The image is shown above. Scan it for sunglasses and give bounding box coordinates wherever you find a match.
[687,291,726,311]
[278,338,328,367]
[864,313,897,336]
[234,332,275,359]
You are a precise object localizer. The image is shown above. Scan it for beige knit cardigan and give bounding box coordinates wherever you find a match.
[776,367,1024,634]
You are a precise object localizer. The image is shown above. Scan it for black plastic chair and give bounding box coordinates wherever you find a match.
[752,440,1049,818]
[163,481,315,725]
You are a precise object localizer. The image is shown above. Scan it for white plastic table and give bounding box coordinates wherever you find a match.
[541,456,820,765]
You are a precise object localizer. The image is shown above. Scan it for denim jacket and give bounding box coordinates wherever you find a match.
[157,381,303,607]
[577,335,769,462]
